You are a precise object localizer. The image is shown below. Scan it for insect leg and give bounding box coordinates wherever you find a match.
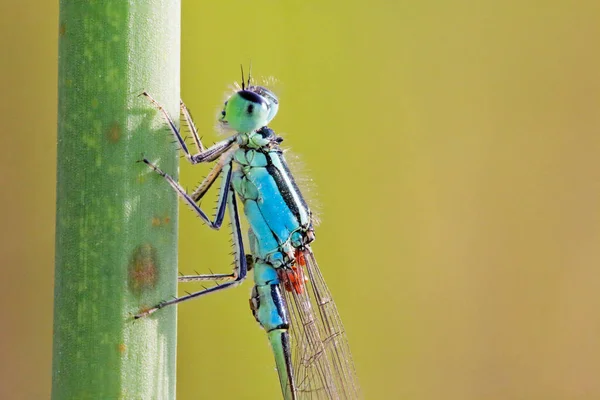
[141,154,233,229]
[135,183,247,318]
[180,99,204,154]
[141,91,236,164]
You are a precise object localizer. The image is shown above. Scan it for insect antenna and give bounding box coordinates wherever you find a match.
[240,64,245,90]
[247,60,252,87]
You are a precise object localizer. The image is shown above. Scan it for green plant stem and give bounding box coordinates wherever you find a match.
[52,2,180,399]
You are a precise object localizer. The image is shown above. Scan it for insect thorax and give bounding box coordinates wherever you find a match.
[231,127,314,268]
[235,126,283,150]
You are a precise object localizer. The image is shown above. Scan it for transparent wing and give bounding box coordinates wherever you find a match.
[282,247,361,399]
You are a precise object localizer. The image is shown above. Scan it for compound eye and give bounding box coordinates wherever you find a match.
[250,86,279,124]
[220,90,270,132]
[238,90,267,107]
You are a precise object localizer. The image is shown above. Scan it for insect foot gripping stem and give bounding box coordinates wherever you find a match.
[134,301,166,319]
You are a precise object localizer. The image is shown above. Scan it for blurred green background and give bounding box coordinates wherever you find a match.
[2,1,600,399]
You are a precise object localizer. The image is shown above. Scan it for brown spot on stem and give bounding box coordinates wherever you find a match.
[118,343,127,354]
[128,244,159,294]
[107,121,121,143]
[151,214,171,226]
[59,23,66,37]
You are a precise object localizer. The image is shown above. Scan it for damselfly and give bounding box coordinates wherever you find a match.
[136,69,361,399]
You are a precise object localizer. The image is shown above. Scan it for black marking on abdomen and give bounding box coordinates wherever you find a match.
[265,152,304,224]
[275,151,310,216]
[271,284,290,329]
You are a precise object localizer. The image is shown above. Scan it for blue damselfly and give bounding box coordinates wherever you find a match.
[136,69,360,399]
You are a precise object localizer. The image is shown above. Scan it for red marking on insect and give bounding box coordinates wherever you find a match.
[280,249,308,294]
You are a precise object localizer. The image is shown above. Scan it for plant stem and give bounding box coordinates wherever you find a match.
[52,2,180,399]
